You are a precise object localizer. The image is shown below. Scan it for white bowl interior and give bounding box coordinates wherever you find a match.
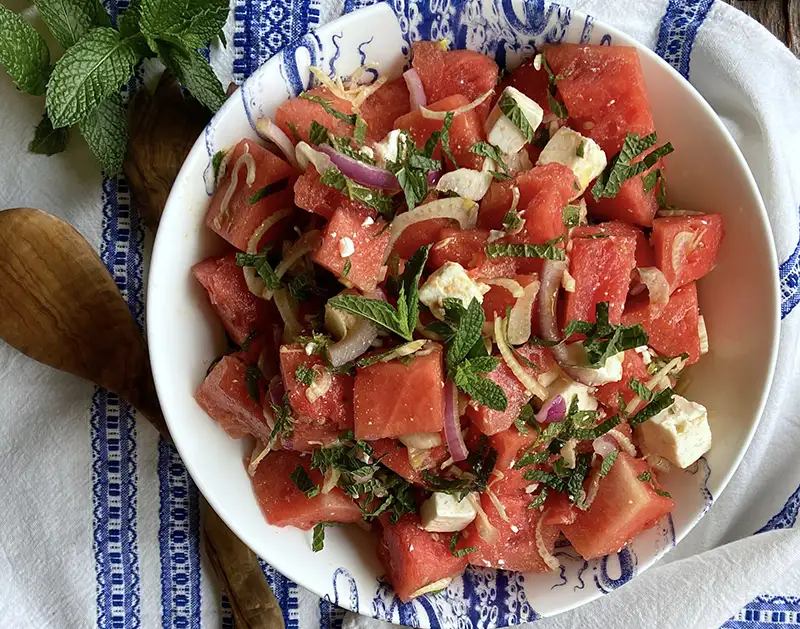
[147,3,779,625]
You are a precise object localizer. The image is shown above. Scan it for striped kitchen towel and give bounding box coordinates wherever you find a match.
[0,1,798,628]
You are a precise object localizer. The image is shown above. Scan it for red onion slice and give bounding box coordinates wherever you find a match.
[535,395,566,424]
[318,145,399,190]
[443,379,468,462]
[268,375,285,407]
[592,434,618,458]
[538,259,570,363]
[403,68,427,111]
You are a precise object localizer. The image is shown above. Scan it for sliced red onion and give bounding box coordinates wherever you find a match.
[535,395,566,424]
[538,259,570,363]
[268,375,285,407]
[443,379,468,462]
[327,317,379,367]
[318,145,399,190]
[428,170,443,185]
[592,434,618,458]
[403,68,427,111]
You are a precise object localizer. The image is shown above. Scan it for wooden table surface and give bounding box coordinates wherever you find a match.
[728,0,798,54]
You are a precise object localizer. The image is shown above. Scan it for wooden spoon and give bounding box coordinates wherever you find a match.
[0,207,284,629]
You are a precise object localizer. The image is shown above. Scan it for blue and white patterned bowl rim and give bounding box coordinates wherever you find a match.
[167,1,762,626]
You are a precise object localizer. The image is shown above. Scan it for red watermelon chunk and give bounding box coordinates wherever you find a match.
[279,344,354,428]
[456,467,561,572]
[467,345,555,436]
[595,350,650,413]
[565,234,636,325]
[206,139,296,251]
[392,218,456,260]
[622,282,701,363]
[378,513,468,601]
[354,344,445,440]
[543,44,655,156]
[394,94,485,170]
[500,58,551,115]
[283,417,344,452]
[195,355,271,440]
[411,41,499,122]
[361,77,411,140]
[252,450,363,529]
[481,274,538,324]
[587,166,662,228]
[193,252,277,345]
[429,227,490,269]
[490,427,538,472]
[294,168,374,220]
[479,163,577,231]
[512,188,568,246]
[651,214,724,290]
[311,205,390,292]
[371,439,449,485]
[572,220,655,268]
[560,453,673,559]
[275,87,356,144]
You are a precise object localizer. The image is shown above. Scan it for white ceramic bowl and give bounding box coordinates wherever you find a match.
[148,3,780,625]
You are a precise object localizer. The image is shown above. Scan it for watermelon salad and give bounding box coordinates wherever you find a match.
[193,41,724,601]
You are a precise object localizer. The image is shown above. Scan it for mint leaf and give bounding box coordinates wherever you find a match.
[569,414,621,441]
[438,111,457,167]
[466,356,499,374]
[628,377,655,402]
[34,0,110,49]
[312,522,328,551]
[235,251,281,290]
[211,149,226,181]
[527,486,548,509]
[295,364,317,386]
[28,113,69,156]
[80,93,128,174]
[309,120,329,145]
[485,242,566,261]
[447,298,485,369]
[498,91,534,142]
[628,387,675,426]
[327,294,412,341]
[0,5,51,95]
[157,41,226,112]
[290,465,320,498]
[400,245,430,335]
[454,361,507,411]
[565,302,649,367]
[245,363,261,403]
[591,133,674,201]
[246,176,289,204]
[637,471,652,482]
[160,4,228,49]
[300,92,362,128]
[46,28,141,128]
[503,210,524,233]
[320,168,395,218]
[562,204,580,228]
[468,141,508,173]
[642,169,660,194]
[341,259,351,279]
[541,55,568,119]
[599,450,618,477]
[386,131,435,212]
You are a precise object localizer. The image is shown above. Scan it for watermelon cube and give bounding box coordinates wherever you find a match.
[512,187,569,245]
[279,344,354,428]
[560,453,674,559]
[252,450,363,529]
[572,220,655,268]
[565,234,637,325]
[429,228,490,270]
[311,205,390,292]
[479,163,577,231]
[275,87,357,145]
[294,168,376,220]
[500,57,552,115]
[622,282,701,363]
[594,350,650,413]
[587,170,661,227]
[378,513,469,601]
[360,77,411,141]
[394,94,485,170]
[283,417,344,452]
[195,355,271,440]
[354,344,445,440]
[206,139,296,251]
[193,252,277,345]
[467,345,555,436]
[543,44,655,156]
[651,214,724,290]
[481,274,538,324]
[412,41,499,122]
[456,467,561,572]
[489,427,538,472]
[392,218,456,260]
[371,438,449,485]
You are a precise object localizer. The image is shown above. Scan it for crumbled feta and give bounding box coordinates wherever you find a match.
[436,168,493,201]
[420,492,477,532]
[537,127,607,195]
[361,216,375,227]
[547,377,597,411]
[564,346,625,386]
[338,237,355,258]
[637,396,712,468]
[634,345,654,365]
[418,262,490,320]
[372,129,403,165]
[488,230,506,243]
[533,54,543,71]
[485,87,544,154]
[359,145,375,160]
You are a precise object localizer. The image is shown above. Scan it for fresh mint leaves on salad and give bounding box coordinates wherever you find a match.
[295,364,318,386]
[541,54,569,120]
[498,91,535,142]
[290,465,320,498]
[564,302,649,367]
[485,241,567,261]
[235,251,282,291]
[321,168,395,218]
[591,132,675,201]
[0,0,228,172]
[469,141,509,173]
[246,177,290,205]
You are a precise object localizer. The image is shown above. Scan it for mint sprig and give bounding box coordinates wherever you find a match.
[28,113,70,155]
[485,242,566,261]
[591,132,674,201]
[34,0,111,49]
[0,6,51,95]
[80,93,128,173]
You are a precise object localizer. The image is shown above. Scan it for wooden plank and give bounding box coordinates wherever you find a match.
[727,0,799,56]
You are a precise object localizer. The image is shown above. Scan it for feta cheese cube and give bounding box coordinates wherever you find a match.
[373,129,403,165]
[436,168,493,201]
[420,492,477,532]
[485,87,544,155]
[338,236,355,257]
[537,127,607,195]
[637,396,712,468]
[418,262,490,320]
[562,343,625,386]
[547,377,597,411]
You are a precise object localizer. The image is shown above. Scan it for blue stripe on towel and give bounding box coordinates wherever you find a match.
[655,0,716,79]
[92,174,144,629]
[158,441,202,629]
